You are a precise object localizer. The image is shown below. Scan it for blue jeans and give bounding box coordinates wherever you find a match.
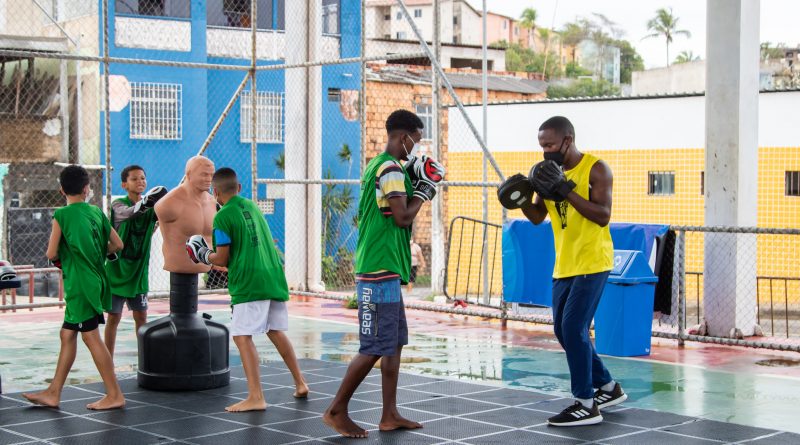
[552,272,613,399]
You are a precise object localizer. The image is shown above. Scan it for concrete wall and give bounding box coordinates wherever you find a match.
[485,13,515,46]
[632,60,706,95]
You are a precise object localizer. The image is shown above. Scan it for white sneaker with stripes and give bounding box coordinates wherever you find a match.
[547,401,603,427]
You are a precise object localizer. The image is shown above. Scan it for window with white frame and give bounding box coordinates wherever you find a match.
[321,0,340,35]
[240,90,283,143]
[129,82,182,140]
[414,98,433,141]
[414,9,422,18]
[397,31,407,39]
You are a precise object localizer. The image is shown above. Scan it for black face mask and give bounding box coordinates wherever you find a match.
[543,137,567,165]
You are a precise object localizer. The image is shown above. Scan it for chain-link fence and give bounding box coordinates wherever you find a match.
[650,226,800,351]
[0,0,500,302]
[3,1,799,355]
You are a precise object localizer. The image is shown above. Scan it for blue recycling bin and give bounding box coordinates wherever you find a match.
[594,250,658,357]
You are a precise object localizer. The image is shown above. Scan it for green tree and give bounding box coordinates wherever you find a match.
[519,7,537,49]
[546,79,620,99]
[673,50,699,64]
[560,20,589,46]
[538,28,554,78]
[760,42,785,61]
[504,43,561,79]
[612,39,645,83]
[565,61,593,78]
[644,7,691,67]
[321,170,356,288]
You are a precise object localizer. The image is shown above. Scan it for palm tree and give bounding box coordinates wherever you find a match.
[673,50,699,64]
[643,7,691,67]
[519,7,537,50]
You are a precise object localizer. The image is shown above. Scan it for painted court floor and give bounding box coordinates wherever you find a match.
[2,295,800,443]
[2,358,798,444]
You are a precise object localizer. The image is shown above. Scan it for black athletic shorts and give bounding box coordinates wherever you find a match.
[62,313,106,332]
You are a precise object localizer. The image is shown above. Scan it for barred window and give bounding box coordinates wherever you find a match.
[700,171,704,195]
[648,171,675,196]
[414,98,433,141]
[115,0,190,18]
[206,0,274,30]
[257,199,275,215]
[240,90,283,143]
[129,82,182,140]
[787,171,800,197]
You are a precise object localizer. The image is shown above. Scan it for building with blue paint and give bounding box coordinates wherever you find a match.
[100,0,361,262]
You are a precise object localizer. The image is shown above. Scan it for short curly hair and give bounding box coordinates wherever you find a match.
[385,109,424,134]
[59,165,90,196]
[539,116,575,139]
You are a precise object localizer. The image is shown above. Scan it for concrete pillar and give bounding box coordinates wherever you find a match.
[307,0,323,292]
[59,59,69,162]
[430,0,445,294]
[284,1,309,290]
[703,0,760,337]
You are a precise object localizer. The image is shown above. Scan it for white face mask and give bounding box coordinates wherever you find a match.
[402,135,420,159]
[85,187,94,202]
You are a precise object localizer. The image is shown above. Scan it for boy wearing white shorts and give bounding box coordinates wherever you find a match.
[186,167,308,412]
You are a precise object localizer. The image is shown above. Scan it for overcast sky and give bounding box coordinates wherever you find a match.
[464,0,800,69]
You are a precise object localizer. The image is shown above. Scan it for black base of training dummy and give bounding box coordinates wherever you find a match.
[137,272,230,390]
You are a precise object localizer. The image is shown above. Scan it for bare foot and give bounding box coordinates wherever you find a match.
[323,408,368,438]
[86,394,125,410]
[293,382,309,398]
[22,390,60,408]
[225,397,267,412]
[379,414,423,431]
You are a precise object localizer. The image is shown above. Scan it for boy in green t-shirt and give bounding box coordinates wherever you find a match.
[23,165,125,410]
[185,167,308,412]
[323,110,444,438]
[104,165,165,357]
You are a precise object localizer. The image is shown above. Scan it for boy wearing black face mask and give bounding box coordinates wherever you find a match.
[520,116,627,427]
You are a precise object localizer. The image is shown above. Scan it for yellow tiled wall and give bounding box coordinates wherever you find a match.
[445,147,800,301]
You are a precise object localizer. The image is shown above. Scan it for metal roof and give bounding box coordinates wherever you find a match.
[367,66,547,95]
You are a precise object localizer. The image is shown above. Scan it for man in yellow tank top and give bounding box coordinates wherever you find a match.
[520,116,627,427]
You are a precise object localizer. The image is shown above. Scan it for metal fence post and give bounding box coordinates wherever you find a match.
[677,229,686,347]
[250,0,258,200]
[102,0,111,214]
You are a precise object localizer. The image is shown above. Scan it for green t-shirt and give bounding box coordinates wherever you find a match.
[354,152,413,282]
[53,202,112,324]
[212,195,289,305]
[106,197,158,297]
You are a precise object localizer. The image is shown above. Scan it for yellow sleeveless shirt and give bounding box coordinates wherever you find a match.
[544,153,613,278]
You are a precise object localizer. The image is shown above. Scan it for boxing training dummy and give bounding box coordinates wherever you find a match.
[137,156,230,390]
